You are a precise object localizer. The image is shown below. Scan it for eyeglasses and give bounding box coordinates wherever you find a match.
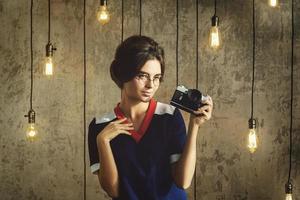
[135,72,162,86]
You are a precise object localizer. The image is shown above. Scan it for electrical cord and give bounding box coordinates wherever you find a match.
[30,0,33,110]
[214,0,217,16]
[121,0,124,42]
[194,0,199,199]
[139,0,142,35]
[251,0,255,120]
[83,0,87,199]
[288,0,294,184]
[48,0,51,43]
[176,0,179,87]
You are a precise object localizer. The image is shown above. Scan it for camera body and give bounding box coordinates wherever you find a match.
[170,85,208,114]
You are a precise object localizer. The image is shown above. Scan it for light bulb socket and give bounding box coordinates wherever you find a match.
[211,15,219,27]
[248,118,256,129]
[46,42,57,57]
[285,182,293,194]
[100,0,108,6]
[24,109,36,124]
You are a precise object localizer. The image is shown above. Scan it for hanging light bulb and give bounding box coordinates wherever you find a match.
[285,182,293,200]
[24,109,38,141]
[44,0,57,76]
[26,0,38,142]
[97,0,110,25]
[269,0,278,7]
[45,42,56,76]
[210,15,220,49]
[247,118,258,153]
[284,0,296,199]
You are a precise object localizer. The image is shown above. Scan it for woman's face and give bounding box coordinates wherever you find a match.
[122,59,162,103]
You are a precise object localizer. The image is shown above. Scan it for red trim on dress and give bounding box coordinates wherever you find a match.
[114,99,157,143]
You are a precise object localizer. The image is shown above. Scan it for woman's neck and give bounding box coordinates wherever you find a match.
[119,94,149,121]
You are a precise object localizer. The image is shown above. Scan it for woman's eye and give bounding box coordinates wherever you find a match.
[138,74,148,79]
[154,77,161,81]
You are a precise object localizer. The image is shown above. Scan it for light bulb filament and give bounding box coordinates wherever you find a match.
[285,194,292,200]
[248,129,257,153]
[210,26,220,49]
[45,56,53,75]
[26,123,37,141]
[269,0,278,7]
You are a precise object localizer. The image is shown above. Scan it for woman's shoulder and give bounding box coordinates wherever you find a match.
[88,111,116,130]
[94,112,116,124]
[88,111,117,137]
[155,101,178,116]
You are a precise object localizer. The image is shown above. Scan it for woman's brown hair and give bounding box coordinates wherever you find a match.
[110,35,165,88]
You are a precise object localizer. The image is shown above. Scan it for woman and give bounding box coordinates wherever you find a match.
[88,35,213,200]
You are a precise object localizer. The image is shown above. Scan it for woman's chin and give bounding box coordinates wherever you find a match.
[140,95,152,102]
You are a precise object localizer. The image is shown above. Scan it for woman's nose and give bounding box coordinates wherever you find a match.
[145,79,154,88]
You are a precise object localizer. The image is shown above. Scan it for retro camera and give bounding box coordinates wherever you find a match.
[170,85,208,114]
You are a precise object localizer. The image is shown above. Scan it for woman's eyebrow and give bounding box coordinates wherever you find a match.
[138,71,162,76]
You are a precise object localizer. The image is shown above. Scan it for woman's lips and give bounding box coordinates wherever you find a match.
[141,92,152,97]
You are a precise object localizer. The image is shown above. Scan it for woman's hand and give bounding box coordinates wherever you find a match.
[189,95,213,127]
[97,118,133,143]
[96,118,132,198]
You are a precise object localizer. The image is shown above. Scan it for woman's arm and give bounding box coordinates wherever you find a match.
[172,121,199,189]
[172,96,213,189]
[97,137,119,198]
[96,118,133,198]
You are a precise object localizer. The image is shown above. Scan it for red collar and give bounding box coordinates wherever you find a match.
[114,99,157,143]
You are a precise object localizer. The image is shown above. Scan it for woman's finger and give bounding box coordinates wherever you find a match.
[121,125,135,130]
[193,106,211,115]
[193,108,211,119]
[202,110,212,120]
[114,118,128,124]
[193,110,205,116]
[117,122,133,126]
[197,111,209,120]
[202,95,213,107]
[199,105,210,112]
[120,130,132,135]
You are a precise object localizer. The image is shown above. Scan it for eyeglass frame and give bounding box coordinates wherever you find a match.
[134,71,162,86]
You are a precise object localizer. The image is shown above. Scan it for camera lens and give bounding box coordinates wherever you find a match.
[187,89,202,104]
